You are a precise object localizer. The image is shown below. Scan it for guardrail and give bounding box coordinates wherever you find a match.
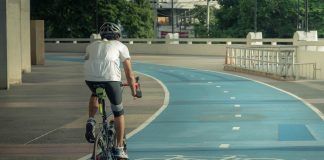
[295,41,324,52]
[225,45,317,80]
[45,38,294,45]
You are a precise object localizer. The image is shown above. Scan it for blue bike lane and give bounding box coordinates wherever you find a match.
[128,62,324,160]
[45,55,324,160]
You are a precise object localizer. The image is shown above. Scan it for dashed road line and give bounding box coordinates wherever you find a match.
[219,144,230,149]
[235,114,242,118]
[232,127,240,131]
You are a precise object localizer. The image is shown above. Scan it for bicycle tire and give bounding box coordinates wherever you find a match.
[93,131,110,160]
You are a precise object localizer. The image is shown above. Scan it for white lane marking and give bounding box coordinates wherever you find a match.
[234,104,241,108]
[78,72,170,160]
[232,127,240,131]
[24,128,60,145]
[144,63,324,120]
[127,72,170,139]
[179,66,324,120]
[230,97,236,100]
[224,91,229,93]
[235,114,242,118]
[208,82,213,84]
[219,144,230,149]
[216,86,221,88]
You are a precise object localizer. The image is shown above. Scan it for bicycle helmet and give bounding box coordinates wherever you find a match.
[99,22,121,40]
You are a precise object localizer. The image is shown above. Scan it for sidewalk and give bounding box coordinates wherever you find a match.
[0,52,165,160]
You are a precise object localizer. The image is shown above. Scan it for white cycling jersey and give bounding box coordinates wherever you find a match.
[84,39,130,81]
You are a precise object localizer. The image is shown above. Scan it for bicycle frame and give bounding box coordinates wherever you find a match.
[92,77,142,160]
[93,87,116,160]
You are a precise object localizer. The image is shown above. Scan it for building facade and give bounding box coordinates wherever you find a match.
[153,0,219,38]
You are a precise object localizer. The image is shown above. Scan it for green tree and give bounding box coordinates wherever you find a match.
[190,5,217,38]
[308,0,324,37]
[191,0,324,38]
[212,0,299,38]
[31,0,154,38]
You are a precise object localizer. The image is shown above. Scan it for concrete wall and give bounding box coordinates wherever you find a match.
[296,52,324,80]
[0,0,31,89]
[45,43,227,56]
[0,0,8,89]
[7,0,22,85]
[21,0,31,73]
[46,43,88,53]
[294,31,324,80]
[31,20,45,65]
[127,44,227,56]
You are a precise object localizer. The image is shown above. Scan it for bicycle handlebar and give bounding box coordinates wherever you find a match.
[122,76,142,98]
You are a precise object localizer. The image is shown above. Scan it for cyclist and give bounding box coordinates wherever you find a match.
[84,22,136,159]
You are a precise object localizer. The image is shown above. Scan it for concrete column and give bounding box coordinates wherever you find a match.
[0,0,8,89]
[293,31,318,51]
[246,32,263,45]
[7,0,22,85]
[90,33,101,43]
[20,0,31,73]
[30,20,45,65]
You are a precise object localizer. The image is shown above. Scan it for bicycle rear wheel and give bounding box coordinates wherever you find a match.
[93,131,110,160]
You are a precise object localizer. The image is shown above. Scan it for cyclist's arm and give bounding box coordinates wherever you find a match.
[123,59,136,97]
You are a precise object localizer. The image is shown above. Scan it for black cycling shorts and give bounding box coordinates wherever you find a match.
[85,81,124,117]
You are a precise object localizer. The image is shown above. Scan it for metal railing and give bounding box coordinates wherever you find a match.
[225,46,317,80]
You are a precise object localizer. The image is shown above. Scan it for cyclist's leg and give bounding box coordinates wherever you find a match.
[104,81,125,147]
[85,81,99,117]
[85,81,99,143]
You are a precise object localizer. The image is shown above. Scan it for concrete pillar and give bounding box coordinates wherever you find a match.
[90,33,101,43]
[30,20,45,65]
[165,33,179,44]
[246,32,263,45]
[20,0,31,73]
[293,31,318,51]
[7,0,22,85]
[0,0,8,89]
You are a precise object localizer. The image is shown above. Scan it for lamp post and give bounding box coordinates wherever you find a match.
[171,0,174,34]
[254,0,257,32]
[96,0,98,33]
[305,0,309,32]
[207,0,210,37]
[153,0,158,38]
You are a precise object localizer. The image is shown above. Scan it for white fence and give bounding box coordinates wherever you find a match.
[225,46,317,80]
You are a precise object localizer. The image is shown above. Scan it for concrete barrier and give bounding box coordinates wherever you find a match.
[46,43,88,53]
[31,20,45,65]
[294,31,324,79]
[45,38,247,56]
[126,43,227,56]
[21,0,31,73]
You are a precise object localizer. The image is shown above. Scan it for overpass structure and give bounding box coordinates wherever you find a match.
[1,1,324,160]
[45,33,324,80]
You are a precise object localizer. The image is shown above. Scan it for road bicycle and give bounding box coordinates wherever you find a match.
[92,77,142,160]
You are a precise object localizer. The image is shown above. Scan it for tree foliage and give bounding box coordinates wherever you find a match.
[192,0,324,38]
[31,0,154,38]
